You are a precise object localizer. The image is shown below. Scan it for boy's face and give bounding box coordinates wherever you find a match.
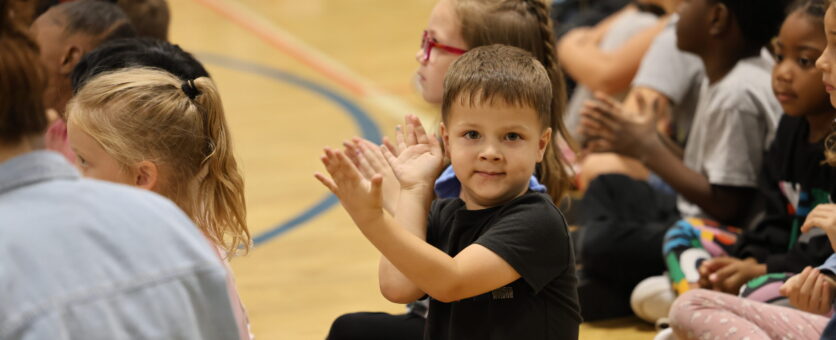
[773,11,830,118]
[817,6,836,108]
[676,0,712,55]
[441,98,551,210]
[416,0,467,105]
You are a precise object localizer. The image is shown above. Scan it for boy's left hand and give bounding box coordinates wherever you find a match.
[700,257,766,294]
[315,147,385,228]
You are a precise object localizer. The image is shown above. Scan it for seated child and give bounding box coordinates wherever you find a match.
[663,0,836,299]
[71,37,209,92]
[316,45,581,340]
[66,67,252,340]
[576,0,789,314]
[30,0,136,162]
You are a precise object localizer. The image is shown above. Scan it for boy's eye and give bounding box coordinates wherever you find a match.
[505,132,522,141]
[774,53,784,62]
[798,57,814,68]
[464,131,480,139]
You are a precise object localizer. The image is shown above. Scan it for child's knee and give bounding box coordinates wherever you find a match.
[578,153,649,190]
[669,289,714,326]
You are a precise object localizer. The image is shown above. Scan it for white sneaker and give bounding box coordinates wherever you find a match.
[654,327,676,340]
[630,274,675,323]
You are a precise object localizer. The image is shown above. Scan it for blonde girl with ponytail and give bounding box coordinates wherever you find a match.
[65,67,252,340]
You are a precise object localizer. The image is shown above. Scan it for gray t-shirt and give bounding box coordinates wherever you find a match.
[565,9,659,138]
[677,56,782,218]
[632,15,704,145]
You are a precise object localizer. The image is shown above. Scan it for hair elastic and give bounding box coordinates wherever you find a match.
[181,79,201,100]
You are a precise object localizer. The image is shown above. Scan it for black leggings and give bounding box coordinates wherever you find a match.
[326,312,425,340]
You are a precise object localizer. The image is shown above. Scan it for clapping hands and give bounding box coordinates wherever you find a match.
[580,92,661,159]
[380,115,444,192]
[315,114,443,228]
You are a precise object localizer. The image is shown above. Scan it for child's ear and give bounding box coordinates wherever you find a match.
[537,128,552,162]
[708,2,730,36]
[134,160,159,191]
[59,44,84,75]
[440,122,451,159]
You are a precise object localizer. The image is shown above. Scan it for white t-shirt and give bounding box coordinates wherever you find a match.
[632,15,704,145]
[677,56,782,218]
[565,9,660,138]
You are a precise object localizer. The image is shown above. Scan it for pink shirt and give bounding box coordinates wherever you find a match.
[213,246,253,340]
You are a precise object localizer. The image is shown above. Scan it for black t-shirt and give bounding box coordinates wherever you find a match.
[424,192,581,340]
[733,114,836,272]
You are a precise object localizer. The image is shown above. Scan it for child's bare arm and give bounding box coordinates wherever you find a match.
[376,115,446,302]
[559,17,669,95]
[377,186,434,303]
[316,144,521,303]
[366,215,521,303]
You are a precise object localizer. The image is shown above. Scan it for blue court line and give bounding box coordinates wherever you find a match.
[197,52,381,246]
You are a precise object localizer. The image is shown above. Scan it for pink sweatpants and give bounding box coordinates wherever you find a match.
[670,289,829,340]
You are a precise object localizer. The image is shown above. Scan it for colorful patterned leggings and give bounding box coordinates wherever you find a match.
[663,218,792,304]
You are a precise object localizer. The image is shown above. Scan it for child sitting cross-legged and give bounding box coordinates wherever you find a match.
[315,44,581,340]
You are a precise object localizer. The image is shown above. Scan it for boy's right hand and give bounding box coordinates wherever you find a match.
[382,114,444,192]
[780,266,836,316]
[315,148,385,228]
[344,138,400,215]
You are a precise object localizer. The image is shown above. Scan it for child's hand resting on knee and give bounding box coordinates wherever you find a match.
[780,266,836,316]
[698,257,766,294]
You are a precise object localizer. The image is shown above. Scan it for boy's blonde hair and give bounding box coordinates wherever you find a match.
[67,68,250,254]
[442,45,559,198]
[452,0,573,203]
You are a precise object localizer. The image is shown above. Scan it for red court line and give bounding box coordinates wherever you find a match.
[192,0,370,97]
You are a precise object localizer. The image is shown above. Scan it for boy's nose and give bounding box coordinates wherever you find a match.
[479,144,503,161]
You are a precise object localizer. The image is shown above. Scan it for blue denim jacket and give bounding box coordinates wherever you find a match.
[0,151,240,339]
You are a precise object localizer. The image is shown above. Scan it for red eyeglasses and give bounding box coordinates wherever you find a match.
[420,30,468,62]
